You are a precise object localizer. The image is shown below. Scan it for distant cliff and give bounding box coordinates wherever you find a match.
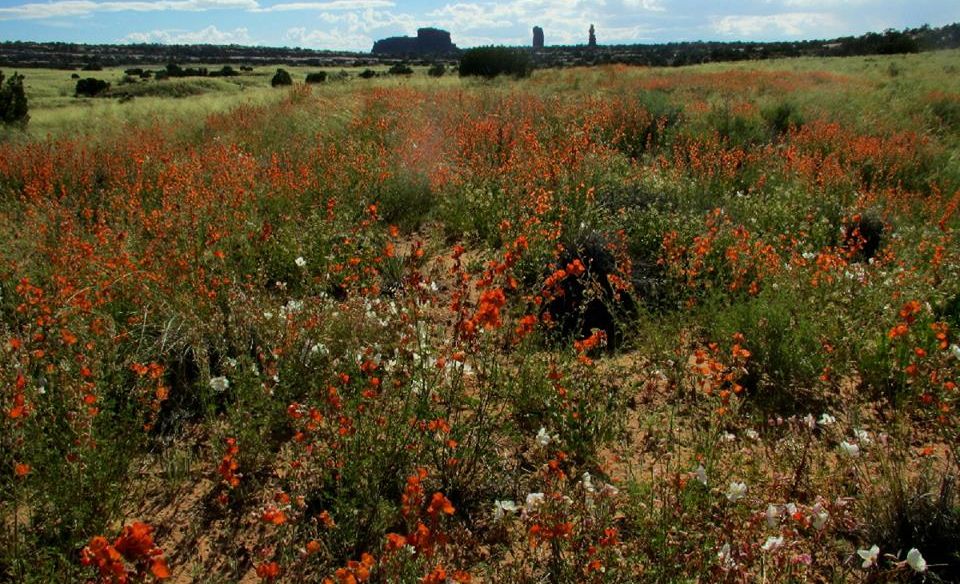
[372,28,459,56]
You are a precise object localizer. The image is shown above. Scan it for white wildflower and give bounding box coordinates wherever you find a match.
[803,414,816,430]
[766,504,780,528]
[811,504,829,530]
[524,492,545,513]
[209,376,229,392]
[840,441,860,457]
[493,500,520,520]
[695,464,708,486]
[761,536,784,552]
[854,428,872,445]
[906,548,927,573]
[857,544,879,568]
[745,429,759,440]
[726,481,747,502]
[535,427,553,447]
[295,256,307,268]
[819,413,836,425]
[718,543,736,569]
[582,472,595,493]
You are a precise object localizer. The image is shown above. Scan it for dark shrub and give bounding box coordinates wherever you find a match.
[0,71,29,128]
[459,46,532,79]
[271,68,293,87]
[388,63,413,75]
[763,101,803,136]
[843,211,884,261]
[209,66,239,77]
[427,63,446,77]
[75,77,110,97]
[358,69,377,79]
[81,62,102,71]
[541,231,635,350]
[70,73,80,79]
[305,71,327,84]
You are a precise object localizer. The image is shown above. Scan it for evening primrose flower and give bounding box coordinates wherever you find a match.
[524,493,545,513]
[295,256,306,267]
[695,464,707,486]
[811,504,829,530]
[761,536,784,552]
[209,376,229,392]
[726,481,747,502]
[535,427,553,447]
[717,543,735,569]
[840,441,860,457]
[766,504,780,528]
[493,500,519,520]
[857,545,879,568]
[906,548,927,572]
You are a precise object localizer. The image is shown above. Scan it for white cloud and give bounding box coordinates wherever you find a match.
[711,12,839,37]
[0,0,257,21]
[622,0,665,11]
[284,26,373,50]
[122,25,253,44]
[253,1,394,12]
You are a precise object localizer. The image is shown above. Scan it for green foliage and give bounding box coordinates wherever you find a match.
[459,46,532,79]
[427,63,446,77]
[74,77,109,97]
[762,100,803,136]
[0,71,29,129]
[388,63,413,75]
[305,71,328,84]
[270,68,293,87]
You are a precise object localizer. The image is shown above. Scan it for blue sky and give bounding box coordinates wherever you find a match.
[0,0,958,51]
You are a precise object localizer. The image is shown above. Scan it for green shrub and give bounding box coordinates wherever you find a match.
[427,63,446,77]
[271,68,293,87]
[762,101,803,136]
[459,47,532,79]
[305,71,328,84]
[74,77,110,97]
[0,71,29,129]
[388,63,413,75]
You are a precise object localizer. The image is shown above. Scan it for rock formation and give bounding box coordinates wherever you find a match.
[372,28,458,56]
[533,26,545,49]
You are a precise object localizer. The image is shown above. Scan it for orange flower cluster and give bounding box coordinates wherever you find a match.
[81,522,170,583]
[217,437,241,489]
[324,553,375,584]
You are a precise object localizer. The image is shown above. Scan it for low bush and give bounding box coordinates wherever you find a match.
[459,47,532,79]
[271,68,293,87]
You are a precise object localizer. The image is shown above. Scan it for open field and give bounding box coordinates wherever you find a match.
[2,50,960,582]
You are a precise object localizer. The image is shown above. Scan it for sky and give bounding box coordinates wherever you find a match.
[0,0,958,52]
